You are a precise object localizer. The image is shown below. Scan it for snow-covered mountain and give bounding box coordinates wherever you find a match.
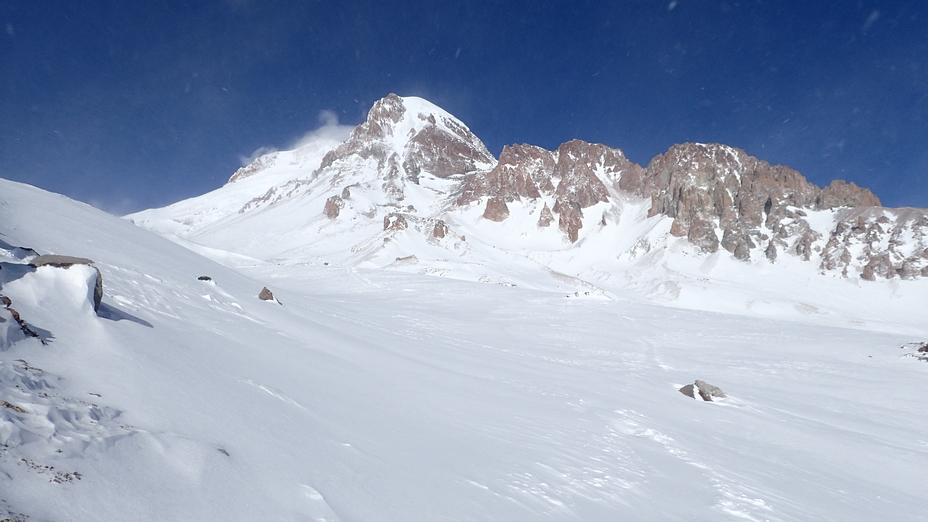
[129,94,928,329]
[3,170,928,520]
[7,93,927,519]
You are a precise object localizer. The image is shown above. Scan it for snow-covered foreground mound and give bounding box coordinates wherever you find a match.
[2,177,928,520]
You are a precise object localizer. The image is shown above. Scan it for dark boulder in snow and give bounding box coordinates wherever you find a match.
[29,255,103,312]
[680,380,726,401]
[258,287,280,304]
[679,384,696,399]
[695,380,726,401]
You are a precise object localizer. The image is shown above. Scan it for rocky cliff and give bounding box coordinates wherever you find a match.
[618,143,881,259]
[187,94,928,281]
[456,140,641,241]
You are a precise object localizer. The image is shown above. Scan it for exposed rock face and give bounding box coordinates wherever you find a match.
[551,140,624,207]
[457,143,552,206]
[553,198,583,242]
[315,94,494,196]
[431,220,449,239]
[483,197,510,222]
[695,380,726,400]
[30,255,95,268]
[324,195,344,218]
[219,95,924,281]
[458,139,640,242]
[622,143,881,260]
[537,203,555,228]
[403,120,496,179]
[818,180,881,209]
[679,384,696,399]
[239,94,495,216]
[29,255,103,311]
[820,207,928,279]
[383,213,408,231]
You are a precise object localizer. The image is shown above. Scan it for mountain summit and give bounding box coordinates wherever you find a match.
[129,94,928,317]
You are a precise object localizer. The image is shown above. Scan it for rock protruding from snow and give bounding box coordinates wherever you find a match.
[1,295,42,347]
[821,207,928,279]
[621,143,881,260]
[457,139,641,242]
[29,254,95,268]
[258,287,280,304]
[324,195,344,218]
[431,220,449,239]
[383,213,408,231]
[483,197,510,222]
[680,380,726,401]
[29,255,103,311]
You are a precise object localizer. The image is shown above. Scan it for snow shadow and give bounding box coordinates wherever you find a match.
[0,261,37,285]
[0,237,39,260]
[96,302,153,328]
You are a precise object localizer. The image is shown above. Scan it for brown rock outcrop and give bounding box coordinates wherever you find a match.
[324,195,344,218]
[483,197,510,222]
[315,93,494,195]
[403,120,496,180]
[817,180,881,209]
[431,220,449,239]
[457,144,552,206]
[551,140,621,207]
[258,287,280,304]
[457,139,640,242]
[820,207,928,280]
[625,143,881,261]
[383,213,408,231]
[537,203,554,228]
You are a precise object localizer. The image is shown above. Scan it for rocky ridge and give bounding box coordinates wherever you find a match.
[456,140,642,241]
[205,94,928,280]
[618,143,881,259]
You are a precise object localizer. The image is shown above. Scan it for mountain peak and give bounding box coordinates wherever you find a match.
[316,94,494,186]
[130,95,927,282]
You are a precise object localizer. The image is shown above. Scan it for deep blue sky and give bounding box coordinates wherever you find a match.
[1,1,926,214]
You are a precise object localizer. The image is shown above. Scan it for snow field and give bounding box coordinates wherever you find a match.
[3,178,928,520]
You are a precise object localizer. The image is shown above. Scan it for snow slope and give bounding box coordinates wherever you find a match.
[3,177,928,520]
